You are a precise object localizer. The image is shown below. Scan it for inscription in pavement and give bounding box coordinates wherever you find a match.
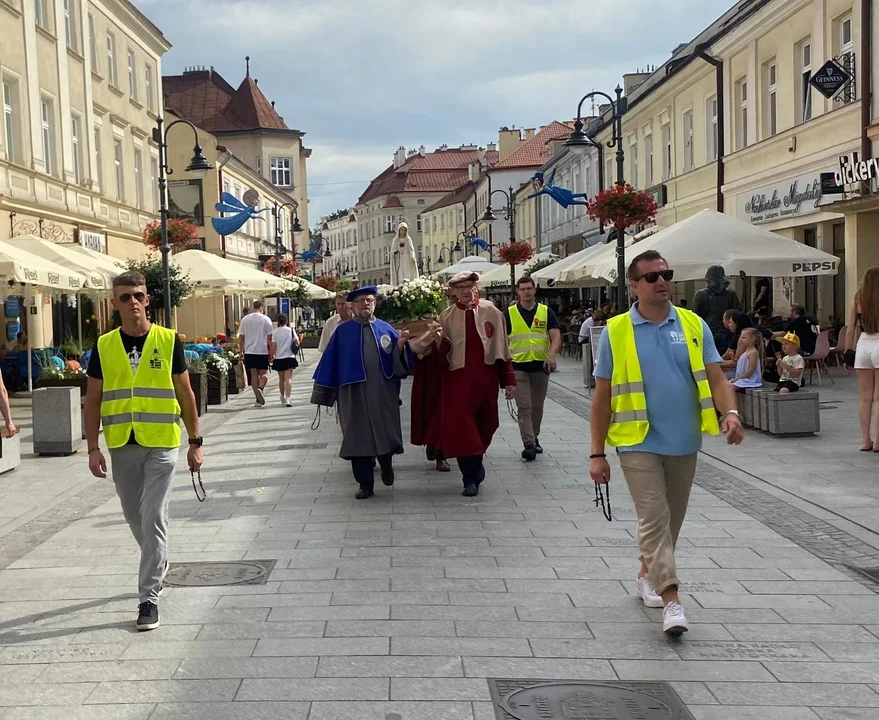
[1,644,120,664]
[489,679,694,720]
[678,582,725,594]
[675,641,827,661]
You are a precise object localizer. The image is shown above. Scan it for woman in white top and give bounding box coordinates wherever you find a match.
[270,313,299,407]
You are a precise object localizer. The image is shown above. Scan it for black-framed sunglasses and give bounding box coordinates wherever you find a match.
[637,270,674,284]
[118,292,147,303]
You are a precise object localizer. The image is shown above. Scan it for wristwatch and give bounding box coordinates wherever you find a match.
[188,436,204,447]
[720,410,740,421]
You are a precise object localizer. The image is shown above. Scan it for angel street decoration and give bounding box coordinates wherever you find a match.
[211,192,266,236]
[527,168,589,208]
[470,236,489,252]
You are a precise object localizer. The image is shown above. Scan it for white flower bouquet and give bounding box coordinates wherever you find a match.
[204,352,232,375]
[375,277,447,330]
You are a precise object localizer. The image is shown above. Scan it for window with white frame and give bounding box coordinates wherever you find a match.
[439,213,445,231]
[422,215,428,234]
[3,80,19,164]
[431,215,437,232]
[34,0,48,30]
[113,138,124,202]
[606,158,613,189]
[88,14,99,73]
[737,78,748,149]
[106,33,118,86]
[645,134,654,187]
[64,0,79,52]
[93,126,102,188]
[71,115,83,184]
[838,13,854,103]
[706,96,718,161]
[661,123,671,180]
[40,99,55,176]
[144,64,154,112]
[384,215,394,233]
[133,148,143,209]
[571,166,581,214]
[798,39,812,123]
[458,208,464,227]
[764,61,778,138]
[270,156,291,186]
[629,139,638,187]
[127,50,137,99]
[683,110,694,172]
[151,156,159,211]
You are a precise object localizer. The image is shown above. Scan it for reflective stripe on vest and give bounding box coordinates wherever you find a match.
[509,304,550,363]
[98,326,182,449]
[605,306,720,447]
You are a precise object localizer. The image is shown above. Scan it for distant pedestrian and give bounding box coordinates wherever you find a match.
[84,271,203,631]
[846,266,879,451]
[318,293,353,353]
[504,276,561,461]
[311,287,411,499]
[271,313,299,407]
[590,250,743,637]
[238,301,273,407]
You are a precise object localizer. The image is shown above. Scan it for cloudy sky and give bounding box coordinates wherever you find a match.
[141,0,735,223]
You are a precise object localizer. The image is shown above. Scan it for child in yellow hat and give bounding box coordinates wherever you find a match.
[774,332,804,393]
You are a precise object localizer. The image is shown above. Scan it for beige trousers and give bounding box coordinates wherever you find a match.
[618,451,697,594]
[514,369,549,446]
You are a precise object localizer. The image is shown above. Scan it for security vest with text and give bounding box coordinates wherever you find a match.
[605,306,719,447]
[98,326,181,449]
[508,303,550,364]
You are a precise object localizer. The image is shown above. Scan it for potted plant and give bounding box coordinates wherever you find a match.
[204,352,231,405]
[375,277,447,335]
[186,356,208,416]
[35,356,88,396]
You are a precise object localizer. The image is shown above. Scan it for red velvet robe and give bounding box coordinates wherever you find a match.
[410,351,444,450]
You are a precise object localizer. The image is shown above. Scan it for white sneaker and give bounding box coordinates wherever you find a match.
[285,398,293,407]
[636,575,664,608]
[252,402,264,409]
[662,602,689,636]
[280,395,287,406]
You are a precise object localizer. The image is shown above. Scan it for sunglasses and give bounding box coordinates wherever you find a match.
[118,292,146,303]
[637,270,674,283]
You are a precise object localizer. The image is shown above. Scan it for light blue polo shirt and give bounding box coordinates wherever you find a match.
[594,303,721,456]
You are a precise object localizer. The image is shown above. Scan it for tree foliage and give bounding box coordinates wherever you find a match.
[123,256,193,324]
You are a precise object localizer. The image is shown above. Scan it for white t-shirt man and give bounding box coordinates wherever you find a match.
[578,316,595,344]
[318,314,344,353]
[239,312,273,356]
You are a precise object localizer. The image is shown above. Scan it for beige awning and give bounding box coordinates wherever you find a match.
[0,239,89,291]
[5,235,123,292]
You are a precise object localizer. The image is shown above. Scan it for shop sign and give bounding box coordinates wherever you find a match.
[835,151,879,187]
[810,59,852,99]
[646,183,667,208]
[78,229,107,254]
[738,171,829,225]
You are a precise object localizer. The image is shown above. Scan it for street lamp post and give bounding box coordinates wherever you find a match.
[270,201,305,314]
[153,116,213,327]
[436,240,462,266]
[482,186,517,302]
[564,86,628,308]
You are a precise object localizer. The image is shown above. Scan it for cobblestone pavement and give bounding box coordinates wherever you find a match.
[0,360,877,719]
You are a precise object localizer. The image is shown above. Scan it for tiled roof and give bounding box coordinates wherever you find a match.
[495,121,573,169]
[163,68,291,133]
[358,148,497,205]
[424,182,475,213]
[384,196,404,208]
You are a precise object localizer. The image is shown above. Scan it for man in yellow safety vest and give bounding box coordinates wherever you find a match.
[84,271,203,632]
[590,250,743,638]
[503,276,562,461]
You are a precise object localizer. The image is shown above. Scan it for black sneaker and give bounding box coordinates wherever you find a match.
[535,439,543,454]
[381,467,395,486]
[137,601,159,631]
[462,484,479,497]
[355,486,374,500]
[521,446,537,462]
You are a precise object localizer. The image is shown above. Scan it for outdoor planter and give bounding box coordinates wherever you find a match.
[33,387,82,456]
[227,366,240,395]
[35,376,88,397]
[190,372,208,417]
[300,336,320,349]
[207,371,228,405]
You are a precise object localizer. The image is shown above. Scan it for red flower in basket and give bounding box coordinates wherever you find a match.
[142,219,200,251]
[587,184,658,231]
[499,241,534,266]
[263,257,297,276]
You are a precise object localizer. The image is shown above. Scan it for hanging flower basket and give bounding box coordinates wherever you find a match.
[316,275,339,291]
[499,241,534,266]
[263,257,297,276]
[142,219,200,252]
[587,184,658,230]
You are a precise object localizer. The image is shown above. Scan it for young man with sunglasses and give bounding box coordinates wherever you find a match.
[84,272,203,631]
[590,250,743,637]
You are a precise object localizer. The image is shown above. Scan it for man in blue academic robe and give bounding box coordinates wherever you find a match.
[311,286,411,499]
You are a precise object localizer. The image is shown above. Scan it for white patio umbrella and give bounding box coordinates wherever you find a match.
[476,252,558,289]
[173,249,291,295]
[5,235,121,293]
[531,244,609,287]
[588,210,840,283]
[558,236,638,284]
[434,255,502,278]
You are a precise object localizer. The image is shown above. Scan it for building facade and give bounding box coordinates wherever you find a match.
[320,209,358,284]
[421,181,475,275]
[0,0,170,345]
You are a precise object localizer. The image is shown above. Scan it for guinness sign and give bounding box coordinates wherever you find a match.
[810,59,852,99]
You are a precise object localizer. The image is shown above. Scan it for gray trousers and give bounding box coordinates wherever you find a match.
[514,369,550,446]
[109,445,178,604]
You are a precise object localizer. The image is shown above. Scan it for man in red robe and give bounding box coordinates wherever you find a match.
[411,272,516,496]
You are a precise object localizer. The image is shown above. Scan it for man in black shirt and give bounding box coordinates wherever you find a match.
[503,276,562,461]
[774,303,818,357]
[754,277,773,318]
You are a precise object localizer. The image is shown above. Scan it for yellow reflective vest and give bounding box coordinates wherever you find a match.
[605,306,719,447]
[98,326,182,449]
[509,304,550,364]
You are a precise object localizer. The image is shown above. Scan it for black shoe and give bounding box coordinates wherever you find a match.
[372,459,377,469]
[355,487,374,500]
[436,459,451,472]
[137,601,159,631]
[535,440,543,454]
[522,446,537,462]
[381,467,395,486]
[462,484,479,497]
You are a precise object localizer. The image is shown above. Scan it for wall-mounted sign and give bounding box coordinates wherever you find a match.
[810,59,852,100]
[78,229,107,254]
[646,183,667,208]
[737,170,832,225]
[835,152,879,187]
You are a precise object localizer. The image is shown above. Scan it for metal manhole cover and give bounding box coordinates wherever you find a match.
[488,680,694,720]
[276,443,329,450]
[164,560,276,587]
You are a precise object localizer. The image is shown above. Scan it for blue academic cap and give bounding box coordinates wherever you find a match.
[346,285,377,302]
